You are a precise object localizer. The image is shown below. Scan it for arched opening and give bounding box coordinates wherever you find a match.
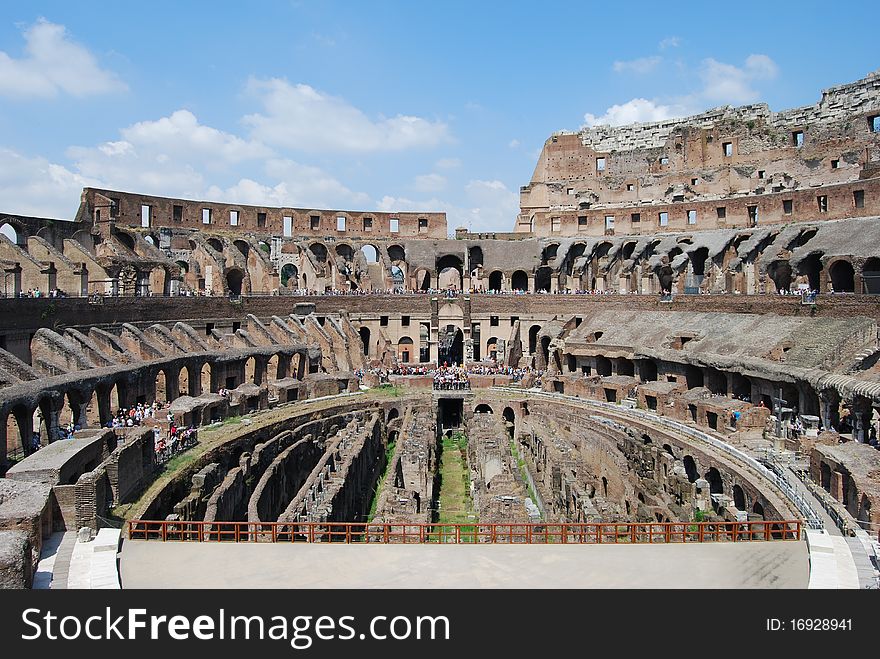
[310,243,328,264]
[178,368,190,399]
[685,365,704,389]
[200,363,212,395]
[596,356,612,377]
[535,266,552,292]
[797,252,823,291]
[468,246,484,272]
[207,237,223,252]
[335,244,354,261]
[642,433,652,445]
[438,325,463,365]
[540,336,551,365]
[6,405,31,456]
[488,271,503,292]
[528,325,541,355]
[705,467,723,495]
[542,243,559,264]
[752,501,765,518]
[280,264,298,288]
[595,242,613,260]
[245,357,257,386]
[863,257,880,294]
[733,484,746,510]
[601,476,608,497]
[116,232,135,251]
[266,355,279,383]
[0,222,21,245]
[387,245,405,263]
[621,241,637,261]
[502,407,515,424]
[233,240,250,259]
[415,269,431,291]
[359,327,370,356]
[617,358,635,377]
[390,265,405,291]
[155,369,168,403]
[689,247,709,277]
[387,408,400,422]
[829,260,855,292]
[731,373,751,400]
[436,255,463,290]
[511,270,528,292]
[767,260,792,292]
[638,360,658,382]
[226,269,244,296]
[683,455,698,483]
[475,404,493,414]
[397,336,414,363]
[486,337,499,362]
[361,245,379,264]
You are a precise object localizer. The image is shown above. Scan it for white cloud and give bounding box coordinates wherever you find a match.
[659,36,680,50]
[66,110,272,197]
[583,54,779,127]
[0,18,126,99]
[205,159,370,210]
[699,54,779,104]
[435,157,461,169]
[583,98,689,127]
[612,56,662,75]
[242,78,450,152]
[508,139,520,149]
[463,179,519,233]
[0,148,96,217]
[375,179,519,234]
[413,173,447,192]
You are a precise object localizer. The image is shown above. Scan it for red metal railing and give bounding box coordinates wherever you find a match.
[128,519,801,544]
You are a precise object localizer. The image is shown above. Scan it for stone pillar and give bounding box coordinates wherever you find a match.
[429,326,439,364]
[819,390,840,432]
[851,396,872,443]
[528,275,535,293]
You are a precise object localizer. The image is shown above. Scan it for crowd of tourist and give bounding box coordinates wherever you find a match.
[105,401,166,429]
[153,424,198,463]
[13,288,68,298]
[433,365,470,390]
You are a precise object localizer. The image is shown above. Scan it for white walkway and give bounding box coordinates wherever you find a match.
[34,528,121,589]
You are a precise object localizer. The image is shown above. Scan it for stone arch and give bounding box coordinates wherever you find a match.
[245,357,258,386]
[155,369,169,403]
[397,336,414,363]
[360,244,379,264]
[436,254,463,290]
[414,268,431,291]
[266,354,279,382]
[683,455,698,483]
[387,408,400,423]
[767,260,792,292]
[621,241,637,261]
[206,237,223,252]
[689,247,710,277]
[178,367,190,398]
[226,268,245,296]
[468,246,484,271]
[310,242,328,264]
[828,259,855,292]
[200,362,212,394]
[638,359,658,382]
[486,336,499,361]
[752,501,765,518]
[797,252,823,291]
[502,407,515,425]
[617,358,635,377]
[535,266,552,292]
[335,243,354,261]
[387,244,406,263]
[6,404,32,457]
[233,240,250,259]
[733,484,746,510]
[488,270,503,292]
[704,467,723,494]
[474,403,493,414]
[280,264,299,287]
[0,221,25,245]
[116,231,136,251]
[511,270,528,291]
[528,325,541,355]
[595,355,612,377]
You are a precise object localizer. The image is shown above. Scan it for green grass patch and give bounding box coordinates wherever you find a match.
[510,439,539,508]
[430,431,476,541]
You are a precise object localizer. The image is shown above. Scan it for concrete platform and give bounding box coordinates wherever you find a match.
[120,540,809,589]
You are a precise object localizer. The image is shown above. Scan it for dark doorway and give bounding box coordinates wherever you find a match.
[438,325,463,366]
[438,398,463,430]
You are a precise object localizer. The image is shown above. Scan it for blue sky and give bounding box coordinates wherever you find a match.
[0,1,875,231]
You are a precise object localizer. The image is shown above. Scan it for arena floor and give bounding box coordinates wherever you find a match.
[120,539,809,589]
